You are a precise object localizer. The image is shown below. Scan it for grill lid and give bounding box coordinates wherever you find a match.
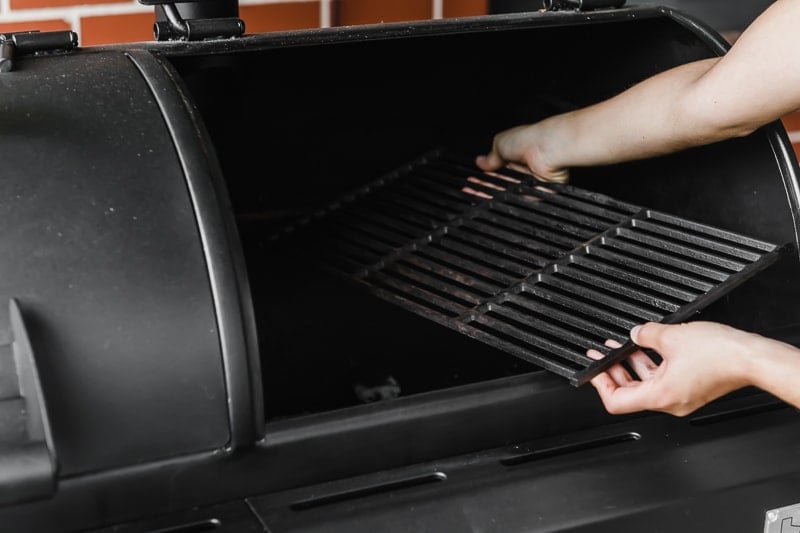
[272,149,790,386]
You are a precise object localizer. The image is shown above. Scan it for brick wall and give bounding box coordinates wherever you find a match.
[782,112,800,162]
[0,0,488,47]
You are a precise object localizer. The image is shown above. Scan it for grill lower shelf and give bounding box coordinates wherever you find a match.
[269,149,791,386]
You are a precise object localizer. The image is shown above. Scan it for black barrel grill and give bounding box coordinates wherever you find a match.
[0,4,799,533]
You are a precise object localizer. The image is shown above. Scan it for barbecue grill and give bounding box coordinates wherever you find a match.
[1,2,799,532]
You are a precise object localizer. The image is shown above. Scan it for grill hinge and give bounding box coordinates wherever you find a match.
[543,0,627,11]
[0,31,78,73]
[150,2,245,41]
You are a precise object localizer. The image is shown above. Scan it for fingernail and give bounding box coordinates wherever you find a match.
[630,325,641,341]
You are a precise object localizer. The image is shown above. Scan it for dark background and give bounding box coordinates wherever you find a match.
[490,0,777,33]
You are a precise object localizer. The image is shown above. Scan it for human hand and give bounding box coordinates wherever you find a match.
[587,321,760,417]
[475,122,570,183]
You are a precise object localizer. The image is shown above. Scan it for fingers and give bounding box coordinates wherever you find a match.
[536,169,570,184]
[476,155,571,184]
[627,351,659,380]
[586,333,663,415]
[475,153,504,172]
[589,371,620,399]
[592,380,654,415]
[587,343,636,386]
[588,361,652,415]
[506,161,534,175]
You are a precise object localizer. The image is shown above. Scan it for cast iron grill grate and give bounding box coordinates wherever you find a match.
[272,149,790,386]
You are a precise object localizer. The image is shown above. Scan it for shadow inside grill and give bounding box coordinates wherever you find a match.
[251,148,789,418]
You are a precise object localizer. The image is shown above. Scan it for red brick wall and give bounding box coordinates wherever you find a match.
[782,112,800,162]
[0,0,488,47]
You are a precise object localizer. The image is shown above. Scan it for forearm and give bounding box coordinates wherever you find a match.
[538,58,723,169]
[742,335,800,409]
[486,0,800,177]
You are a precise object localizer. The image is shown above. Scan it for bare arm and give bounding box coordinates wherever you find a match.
[477,0,800,181]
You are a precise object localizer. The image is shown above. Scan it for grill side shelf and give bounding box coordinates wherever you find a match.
[270,149,790,387]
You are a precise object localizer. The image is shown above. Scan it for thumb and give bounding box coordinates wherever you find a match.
[475,152,504,172]
[630,321,670,350]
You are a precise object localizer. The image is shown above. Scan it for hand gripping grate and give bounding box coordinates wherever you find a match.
[273,149,791,386]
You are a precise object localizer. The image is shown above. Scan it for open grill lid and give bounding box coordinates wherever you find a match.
[271,149,790,386]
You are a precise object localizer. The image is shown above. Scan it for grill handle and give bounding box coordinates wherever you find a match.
[0,299,58,505]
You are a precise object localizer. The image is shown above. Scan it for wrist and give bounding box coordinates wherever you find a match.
[736,333,798,392]
[532,117,569,176]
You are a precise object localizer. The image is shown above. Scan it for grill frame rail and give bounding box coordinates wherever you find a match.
[271,149,791,386]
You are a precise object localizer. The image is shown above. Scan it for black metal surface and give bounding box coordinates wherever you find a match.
[276,150,790,386]
[0,6,796,532]
[6,30,78,52]
[249,400,800,533]
[0,51,230,476]
[129,47,263,449]
[544,0,627,10]
[0,299,57,506]
[491,0,776,32]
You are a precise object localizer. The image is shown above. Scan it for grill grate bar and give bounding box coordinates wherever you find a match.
[523,284,642,331]
[468,313,590,367]
[555,265,683,312]
[504,292,629,343]
[340,204,431,241]
[367,193,450,231]
[570,254,700,302]
[645,210,779,252]
[400,255,503,297]
[540,276,666,323]
[316,236,384,274]
[503,195,620,232]
[460,323,583,374]
[312,219,387,253]
[367,270,471,317]
[414,247,520,287]
[602,239,731,282]
[615,228,746,272]
[376,185,460,223]
[405,171,483,207]
[436,236,544,276]
[490,202,599,241]
[487,303,603,348]
[513,186,631,224]
[584,245,715,292]
[276,149,789,385]
[330,211,411,249]
[474,210,588,249]
[460,219,569,258]
[385,262,488,306]
[631,219,763,261]
[411,166,490,195]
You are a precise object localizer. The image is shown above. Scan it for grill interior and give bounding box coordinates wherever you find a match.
[269,149,790,386]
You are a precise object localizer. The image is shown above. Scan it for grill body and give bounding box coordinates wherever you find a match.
[0,6,799,532]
